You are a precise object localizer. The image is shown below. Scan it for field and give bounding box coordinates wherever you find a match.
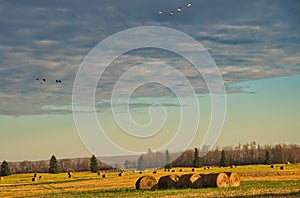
[1,164,300,197]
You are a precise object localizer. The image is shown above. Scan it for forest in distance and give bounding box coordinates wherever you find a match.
[3,142,300,174]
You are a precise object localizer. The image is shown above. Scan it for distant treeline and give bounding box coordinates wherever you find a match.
[4,142,300,174]
[7,157,112,174]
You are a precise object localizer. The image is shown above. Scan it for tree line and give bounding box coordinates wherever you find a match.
[1,142,299,175]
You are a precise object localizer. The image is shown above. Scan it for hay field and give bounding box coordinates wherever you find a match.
[0,164,300,197]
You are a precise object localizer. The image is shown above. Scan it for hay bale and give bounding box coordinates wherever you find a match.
[203,173,229,188]
[139,171,143,174]
[39,176,43,179]
[97,172,101,176]
[171,170,175,172]
[270,164,276,168]
[153,171,157,174]
[102,174,106,178]
[230,165,236,168]
[34,173,38,177]
[191,168,195,172]
[177,174,203,188]
[32,177,38,182]
[286,162,290,165]
[179,169,183,172]
[0,177,3,181]
[118,172,123,177]
[158,174,180,189]
[225,172,240,187]
[280,166,285,170]
[135,175,158,190]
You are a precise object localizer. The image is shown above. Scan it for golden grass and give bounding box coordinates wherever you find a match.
[0,164,299,197]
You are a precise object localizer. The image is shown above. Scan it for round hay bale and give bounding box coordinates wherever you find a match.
[171,170,175,172]
[177,174,203,188]
[34,173,38,177]
[139,171,143,174]
[153,171,157,174]
[135,175,158,190]
[97,172,101,176]
[191,168,195,172]
[68,174,72,178]
[286,162,290,165]
[280,166,285,170]
[118,172,123,177]
[225,172,240,187]
[204,167,207,170]
[203,173,229,188]
[39,176,43,179]
[179,169,183,172]
[0,176,3,181]
[158,174,180,189]
[32,177,38,182]
[270,164,276,168]
[230,165,236,168]
[102,174,106,178]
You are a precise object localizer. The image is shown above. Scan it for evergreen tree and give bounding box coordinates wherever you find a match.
[164,150,171,169]
[193,148,201,167]
[264,150,271,165]
[220,149,228,167]
[90,155,99,173]
[48,155,59,174]
[0,160,11,176]
[137,156,146,171]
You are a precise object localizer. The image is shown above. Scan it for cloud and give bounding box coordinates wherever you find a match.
[0,0,299,115]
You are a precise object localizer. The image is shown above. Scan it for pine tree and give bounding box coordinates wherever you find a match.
[48,155,59,174]
[193,148,201,167]
[90,155,99,173]
[264,150,271,165]
[0,160,11,176]
[137,156,146,171]
[164,150,171,169]
[220,149,228,167]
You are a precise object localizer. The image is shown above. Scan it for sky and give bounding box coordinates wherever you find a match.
[0,0,299,162]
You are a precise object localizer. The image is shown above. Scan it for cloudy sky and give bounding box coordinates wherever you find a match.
[0,0,299,161]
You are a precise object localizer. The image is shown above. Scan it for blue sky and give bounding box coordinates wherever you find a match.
[0,0,299,161]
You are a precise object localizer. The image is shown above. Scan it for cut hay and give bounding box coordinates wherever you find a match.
[270,164,276,168]
[177,174,203,188]
[158,174,180,189]
[135,175,158,190]
[32,177,38,182]
[203,173,229,188]
[280,166,285,170]
[225,172,240,187]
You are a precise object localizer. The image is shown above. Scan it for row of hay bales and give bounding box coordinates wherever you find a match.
[136,172,240,190]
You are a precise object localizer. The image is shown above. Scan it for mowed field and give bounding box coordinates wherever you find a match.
[1,164,300,198]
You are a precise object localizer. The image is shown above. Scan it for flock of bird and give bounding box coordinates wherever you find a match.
[36,78,62,85]
[158,2,192,16]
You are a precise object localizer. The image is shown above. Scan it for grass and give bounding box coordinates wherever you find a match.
[1,164,300,197]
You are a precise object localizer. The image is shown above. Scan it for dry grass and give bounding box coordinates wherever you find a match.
[0,164,299,197]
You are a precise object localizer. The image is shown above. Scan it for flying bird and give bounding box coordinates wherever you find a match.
[169,11,174,16]
[42,79,46,82]
[187,2,192,8]
[158,11,163,15]
[177,7,182,12]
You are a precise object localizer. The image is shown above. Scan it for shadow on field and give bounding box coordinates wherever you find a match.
[228,190,300,198]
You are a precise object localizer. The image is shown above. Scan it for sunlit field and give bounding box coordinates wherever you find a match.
[1,164,300,197]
